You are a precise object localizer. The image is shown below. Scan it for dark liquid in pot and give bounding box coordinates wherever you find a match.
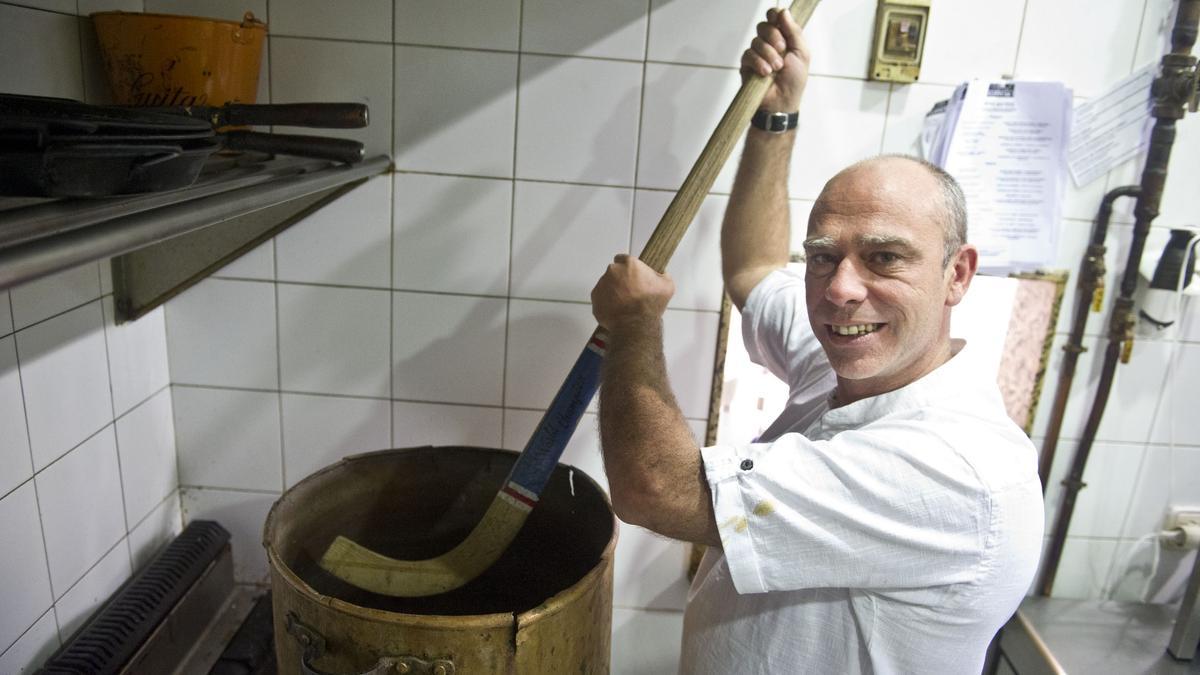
[283,452,613,616]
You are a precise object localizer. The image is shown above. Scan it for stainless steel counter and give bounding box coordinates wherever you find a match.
[997,597,1199,674]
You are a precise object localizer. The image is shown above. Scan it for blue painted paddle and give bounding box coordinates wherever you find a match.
[320,0,823,596]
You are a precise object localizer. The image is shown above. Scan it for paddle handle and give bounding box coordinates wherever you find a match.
[508,0,821,497]
[639,0,819,272]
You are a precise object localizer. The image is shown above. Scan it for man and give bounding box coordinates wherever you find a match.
[590,8,1044,674]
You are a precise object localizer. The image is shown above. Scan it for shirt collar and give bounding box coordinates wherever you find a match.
[819,338,985,430]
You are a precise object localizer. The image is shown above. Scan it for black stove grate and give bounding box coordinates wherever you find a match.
[36,520,231,675]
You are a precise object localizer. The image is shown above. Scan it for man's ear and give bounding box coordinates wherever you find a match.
[945,244,978,307]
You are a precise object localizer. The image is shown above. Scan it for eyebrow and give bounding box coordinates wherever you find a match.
[802,234,921,255]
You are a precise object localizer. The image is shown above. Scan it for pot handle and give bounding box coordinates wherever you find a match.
[286,612,456,675]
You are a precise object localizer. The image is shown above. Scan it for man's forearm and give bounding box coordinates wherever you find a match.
[598,318,719,546]
[722,130,797,308]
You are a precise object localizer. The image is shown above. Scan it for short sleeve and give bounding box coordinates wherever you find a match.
[701,421,988,595]
[741,267,831,399]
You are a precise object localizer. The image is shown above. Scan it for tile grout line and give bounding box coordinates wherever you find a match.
[0,605,58,664]
[8,294,59,639]
[97,283,134,554]
[1128,0,1154,74]
[628,0,653,255]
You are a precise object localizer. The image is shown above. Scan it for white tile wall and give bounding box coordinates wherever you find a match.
[9,264,100,331]
[394,0,520,52]
[522,0,648,61]
[918,0,1026,85]
[1030,334,1173,444]
[1014,0,1146,98]
[102,299,169,416]
[0,3,176,667]
[53,542,131,639]
[1,292,12,335]
[36,428,125,596]
[213,240,273,280]
[393,401,503,449]
[790,76,891,199]
[278,284,391,397]
[173,387,282,491]
[16,302,113,471]
[282,393,390,487]
[0,337,32,497]
[516,55,642,186]
[276,177,392,287]
[0,610,58,675]
[631,190,725,312]
[637,63,744,193]
[128,492,182,570]
[511,182,634,302]
[392,292,507,405]
[394,46,518,177]
[646,0,774,68]
[115,390,177,526]
[393,174,512,296]
[180,488,277,582]
[0,483,53,656]
[268,0,391,42]
[5,0,1200,671]
[166,279,277,389]
[0,4,83,99]
[505,299,599,410]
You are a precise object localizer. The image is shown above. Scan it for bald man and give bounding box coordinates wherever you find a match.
[590,9,1043,674]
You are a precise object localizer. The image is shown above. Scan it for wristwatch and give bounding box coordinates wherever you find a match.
[750,109,799,133]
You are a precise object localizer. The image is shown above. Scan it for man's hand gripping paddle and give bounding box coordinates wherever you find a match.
[319,0,821,597]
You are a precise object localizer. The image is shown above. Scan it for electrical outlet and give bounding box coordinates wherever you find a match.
[1163,509,1200,550]
[1166,509,1200,530]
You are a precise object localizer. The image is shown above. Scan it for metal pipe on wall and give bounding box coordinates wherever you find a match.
[1038,0,1200,597]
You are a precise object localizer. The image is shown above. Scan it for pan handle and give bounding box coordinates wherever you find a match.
[212,103,368,129]
[221,131,365,164]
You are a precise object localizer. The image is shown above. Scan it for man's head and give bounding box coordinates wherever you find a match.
[803,155,978,404]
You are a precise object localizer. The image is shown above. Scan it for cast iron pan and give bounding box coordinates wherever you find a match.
[0,94,368,197]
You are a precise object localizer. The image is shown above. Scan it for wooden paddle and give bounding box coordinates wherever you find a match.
[320,0,822,597]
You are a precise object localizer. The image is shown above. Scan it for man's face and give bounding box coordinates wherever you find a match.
[804,159,974,402]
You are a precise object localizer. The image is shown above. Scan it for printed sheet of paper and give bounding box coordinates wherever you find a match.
[938,81,1072,273]
[1068,64,1155,187]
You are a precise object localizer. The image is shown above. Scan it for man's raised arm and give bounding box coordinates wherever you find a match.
[722,8,811,309]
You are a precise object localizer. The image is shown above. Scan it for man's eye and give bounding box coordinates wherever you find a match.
[870,251,901,265]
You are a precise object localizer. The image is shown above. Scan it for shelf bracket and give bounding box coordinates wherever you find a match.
[111,179,365,323]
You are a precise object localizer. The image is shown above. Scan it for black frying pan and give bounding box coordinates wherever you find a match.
[0,94,367,197]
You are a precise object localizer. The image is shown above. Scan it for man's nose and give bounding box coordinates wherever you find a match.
[824,259,868,306]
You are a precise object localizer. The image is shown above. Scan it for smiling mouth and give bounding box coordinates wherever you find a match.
[827,323,884,336]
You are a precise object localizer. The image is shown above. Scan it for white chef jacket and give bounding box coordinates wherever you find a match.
[681,268,1044,675]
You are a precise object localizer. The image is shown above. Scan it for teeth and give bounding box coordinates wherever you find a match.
[832,323,880,336]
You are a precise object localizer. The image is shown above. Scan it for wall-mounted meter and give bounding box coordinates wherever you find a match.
[869,0,930,83]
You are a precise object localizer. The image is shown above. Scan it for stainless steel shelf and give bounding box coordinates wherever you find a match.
[0,154,391,321]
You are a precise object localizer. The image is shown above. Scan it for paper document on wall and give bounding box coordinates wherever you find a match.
[1068,64,1155,187]
[931,80,1072,274]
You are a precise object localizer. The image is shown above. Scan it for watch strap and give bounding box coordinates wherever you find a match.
[750,109,799,133]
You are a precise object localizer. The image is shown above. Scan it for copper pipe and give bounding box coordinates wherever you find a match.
[1038,0,1200,597]
[1037,185,1139,489]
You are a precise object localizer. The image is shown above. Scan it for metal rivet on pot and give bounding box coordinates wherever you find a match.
[740,459,754,471]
